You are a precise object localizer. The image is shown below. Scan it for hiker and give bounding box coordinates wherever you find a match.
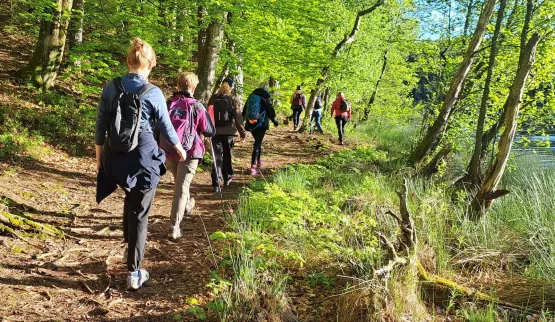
[159,72,215,240]
[290,85,306,130]
[207,78,246,193]
[310,95,324,134]
[243,83,279,175]
[331,92,351,145]
[95,38,187,290]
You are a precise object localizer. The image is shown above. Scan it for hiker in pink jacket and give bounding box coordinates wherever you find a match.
[160,72,215,240]
[331,92,352,145]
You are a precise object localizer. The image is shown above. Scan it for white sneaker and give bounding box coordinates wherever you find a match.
[127,269,149,290]
[168,226,182,240]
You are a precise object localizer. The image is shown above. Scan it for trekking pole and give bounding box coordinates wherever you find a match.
[209,137,223,197]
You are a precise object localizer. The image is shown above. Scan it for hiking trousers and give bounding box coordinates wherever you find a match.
[166,158,199,229]
[122,187,156,272]
[211,135,235,187]
[292,107,303,129]
[251,128,266,166]
[335,115,348,142]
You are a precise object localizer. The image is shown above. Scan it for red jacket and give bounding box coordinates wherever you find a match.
[331,98,351,118]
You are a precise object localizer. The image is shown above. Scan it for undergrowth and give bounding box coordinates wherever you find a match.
[206,120,555,321]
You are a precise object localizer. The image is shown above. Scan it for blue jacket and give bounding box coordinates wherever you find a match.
[95,74,174,203]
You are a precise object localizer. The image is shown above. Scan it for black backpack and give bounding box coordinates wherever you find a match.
[213,95,234,127]
[314,97,323,110]
[108,78,155,152]
[339,99,350,113]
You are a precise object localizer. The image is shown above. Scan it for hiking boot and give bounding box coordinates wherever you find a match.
[127,269,149,290]
[214,186,221,193]
[339,141,344,145]
[168,226,182,240]
[257,161,263,169]
[250,166,258,176]
[185,198,195,215]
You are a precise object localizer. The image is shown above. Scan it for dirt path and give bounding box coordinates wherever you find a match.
[0,128,335,321]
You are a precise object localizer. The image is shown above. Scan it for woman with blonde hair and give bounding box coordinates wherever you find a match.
[207,78,246,192]
[96,37,186,290]
[160,72,215,240]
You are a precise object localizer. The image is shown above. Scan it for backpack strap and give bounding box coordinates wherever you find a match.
[137,83,156,98]
[113,77,124,93]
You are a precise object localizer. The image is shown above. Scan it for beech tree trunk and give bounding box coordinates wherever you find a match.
[299,0,384,132]
[466,0,506,186]
[22,0,74,89]
[195,11,227,105]
[363,51,388,121]
[471,33,541,218]
[68,0,84,50]
[409,0,497,167]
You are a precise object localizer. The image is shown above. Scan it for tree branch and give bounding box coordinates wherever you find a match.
[332,0,385,57]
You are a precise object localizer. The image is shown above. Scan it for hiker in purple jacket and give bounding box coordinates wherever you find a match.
[160,72,215,240]
[290,85,306,130]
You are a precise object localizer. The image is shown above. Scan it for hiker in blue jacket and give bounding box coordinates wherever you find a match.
[242,83,279,176]
[95,38,186,290]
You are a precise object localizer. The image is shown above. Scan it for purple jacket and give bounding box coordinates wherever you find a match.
[165,91,215,160]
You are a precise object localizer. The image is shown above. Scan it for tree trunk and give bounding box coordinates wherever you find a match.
[211,62,230,98]
[298,0,384,132]
[463,0,475,38]
[408,0,497,167]
[195,11,227,106]
[323,87,331,112]
[466,0,506,186]
[471,33,541,218]
[68,0,84,50]
[233,55,244,103]
[21,0,74,89]
[363,51,388,121]
[478,0,533,168]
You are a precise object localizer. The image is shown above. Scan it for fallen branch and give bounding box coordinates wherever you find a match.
[1,212,64,238]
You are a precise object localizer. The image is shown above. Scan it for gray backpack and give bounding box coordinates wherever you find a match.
[108,78,155,152]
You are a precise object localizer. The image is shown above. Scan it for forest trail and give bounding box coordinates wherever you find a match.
[0,127,337,321]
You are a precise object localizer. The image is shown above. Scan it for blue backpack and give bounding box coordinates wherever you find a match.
[245,93,266,130]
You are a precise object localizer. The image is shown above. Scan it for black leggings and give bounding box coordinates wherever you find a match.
[335,115,348,141]
[211,135,235,186]
[251,128,266,165]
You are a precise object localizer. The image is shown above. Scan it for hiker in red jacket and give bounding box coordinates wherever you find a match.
[331,92,351,145]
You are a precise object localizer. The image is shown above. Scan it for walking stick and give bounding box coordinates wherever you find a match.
[209,137,223,195]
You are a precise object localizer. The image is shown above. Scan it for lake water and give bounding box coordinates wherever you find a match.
[513,135,555,167]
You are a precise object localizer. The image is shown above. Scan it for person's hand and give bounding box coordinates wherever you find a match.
[175,145,186,161]
[95,145,103,172]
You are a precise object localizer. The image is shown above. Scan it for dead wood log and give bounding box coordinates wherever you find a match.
[0,211,64,238]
